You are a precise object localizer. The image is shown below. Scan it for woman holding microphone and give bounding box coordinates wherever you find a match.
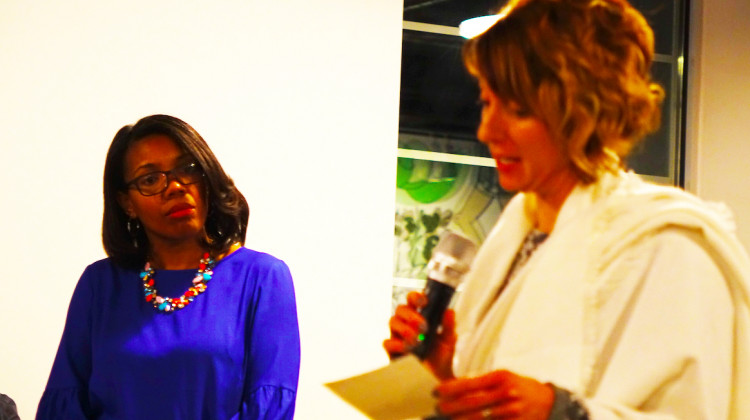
[385,0,750,418]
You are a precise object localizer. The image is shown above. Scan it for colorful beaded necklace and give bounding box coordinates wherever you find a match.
[141,252,214,312]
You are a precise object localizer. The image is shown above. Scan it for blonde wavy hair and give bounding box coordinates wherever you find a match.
[463,0,665,183]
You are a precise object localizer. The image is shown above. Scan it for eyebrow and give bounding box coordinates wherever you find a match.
[130,153,194,176]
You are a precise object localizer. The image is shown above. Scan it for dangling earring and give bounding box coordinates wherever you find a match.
[127,218,141,248]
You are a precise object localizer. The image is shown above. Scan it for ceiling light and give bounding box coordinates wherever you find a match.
[458,15,501,39]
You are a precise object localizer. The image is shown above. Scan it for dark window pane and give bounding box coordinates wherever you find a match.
[625,61,675,178]
[630,0,678,56]
[404,0,503,27]
[399,30,483,146]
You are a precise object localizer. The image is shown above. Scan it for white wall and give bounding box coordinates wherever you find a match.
[0,1,402,418]
[685,0,750,247]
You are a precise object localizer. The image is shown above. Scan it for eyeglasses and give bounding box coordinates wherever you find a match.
[125,162,205,196]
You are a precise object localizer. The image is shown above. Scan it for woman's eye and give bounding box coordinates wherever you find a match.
[139,173,160,187]
[509,104,531,118]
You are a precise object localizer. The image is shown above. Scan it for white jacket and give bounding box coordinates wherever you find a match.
[453,171,750,419]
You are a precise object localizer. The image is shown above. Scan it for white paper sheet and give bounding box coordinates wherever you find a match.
[325,355,440,420]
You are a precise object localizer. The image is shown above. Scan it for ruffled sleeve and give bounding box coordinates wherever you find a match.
[241,258,300,420]
[239,385,297,420]
[36,388,89,420]
[36,266,96,420]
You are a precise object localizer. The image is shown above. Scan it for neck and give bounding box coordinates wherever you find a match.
[529,174,579,234]
[147,238,207,270]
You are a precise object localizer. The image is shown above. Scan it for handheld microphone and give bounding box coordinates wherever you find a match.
[412,231,477,360]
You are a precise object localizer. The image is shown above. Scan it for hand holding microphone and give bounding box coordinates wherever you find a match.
[384,231,477,378]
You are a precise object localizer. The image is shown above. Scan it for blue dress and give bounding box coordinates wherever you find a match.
[37,248,300,420]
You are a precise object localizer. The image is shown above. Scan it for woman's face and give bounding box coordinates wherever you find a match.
[477,81,578,199]
[118,134,208,247]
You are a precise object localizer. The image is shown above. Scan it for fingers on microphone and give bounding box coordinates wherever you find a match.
[390,309,425,347]
[385,292,428,357]
[441,309,456,332]
[383,338,408,357]
[406,291,428,308]
[437,309,457,344]
[394,304,427,333]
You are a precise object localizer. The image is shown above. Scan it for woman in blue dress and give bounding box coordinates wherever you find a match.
[37,114,301,419]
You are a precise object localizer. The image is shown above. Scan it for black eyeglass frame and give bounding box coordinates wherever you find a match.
[124,162,205,197]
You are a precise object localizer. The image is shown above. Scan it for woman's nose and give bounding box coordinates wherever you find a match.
[477,112,499,145]
[164,175,186,197]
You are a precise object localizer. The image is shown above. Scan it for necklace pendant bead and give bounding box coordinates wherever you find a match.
[141,253,215,313]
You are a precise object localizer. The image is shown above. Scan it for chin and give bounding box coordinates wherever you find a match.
[171,225,204,240]
[498,179,522,193]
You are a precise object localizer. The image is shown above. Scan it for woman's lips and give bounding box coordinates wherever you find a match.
[167,204,195,218]
[495,156,520,172]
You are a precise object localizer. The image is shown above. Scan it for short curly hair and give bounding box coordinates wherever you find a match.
[463,0,664,183]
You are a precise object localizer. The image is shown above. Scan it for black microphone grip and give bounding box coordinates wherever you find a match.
[412,279,455,360]
[410,231,476,361]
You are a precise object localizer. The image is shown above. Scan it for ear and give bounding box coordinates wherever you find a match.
[117,191,137,219]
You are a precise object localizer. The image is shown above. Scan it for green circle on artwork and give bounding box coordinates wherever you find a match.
[396,157,459,203]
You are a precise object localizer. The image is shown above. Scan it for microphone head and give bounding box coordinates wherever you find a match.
[426,231,477,288]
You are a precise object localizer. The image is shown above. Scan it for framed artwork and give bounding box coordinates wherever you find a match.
[392,133,513,309]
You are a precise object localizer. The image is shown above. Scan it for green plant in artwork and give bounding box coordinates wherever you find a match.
[394,208,453,279]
